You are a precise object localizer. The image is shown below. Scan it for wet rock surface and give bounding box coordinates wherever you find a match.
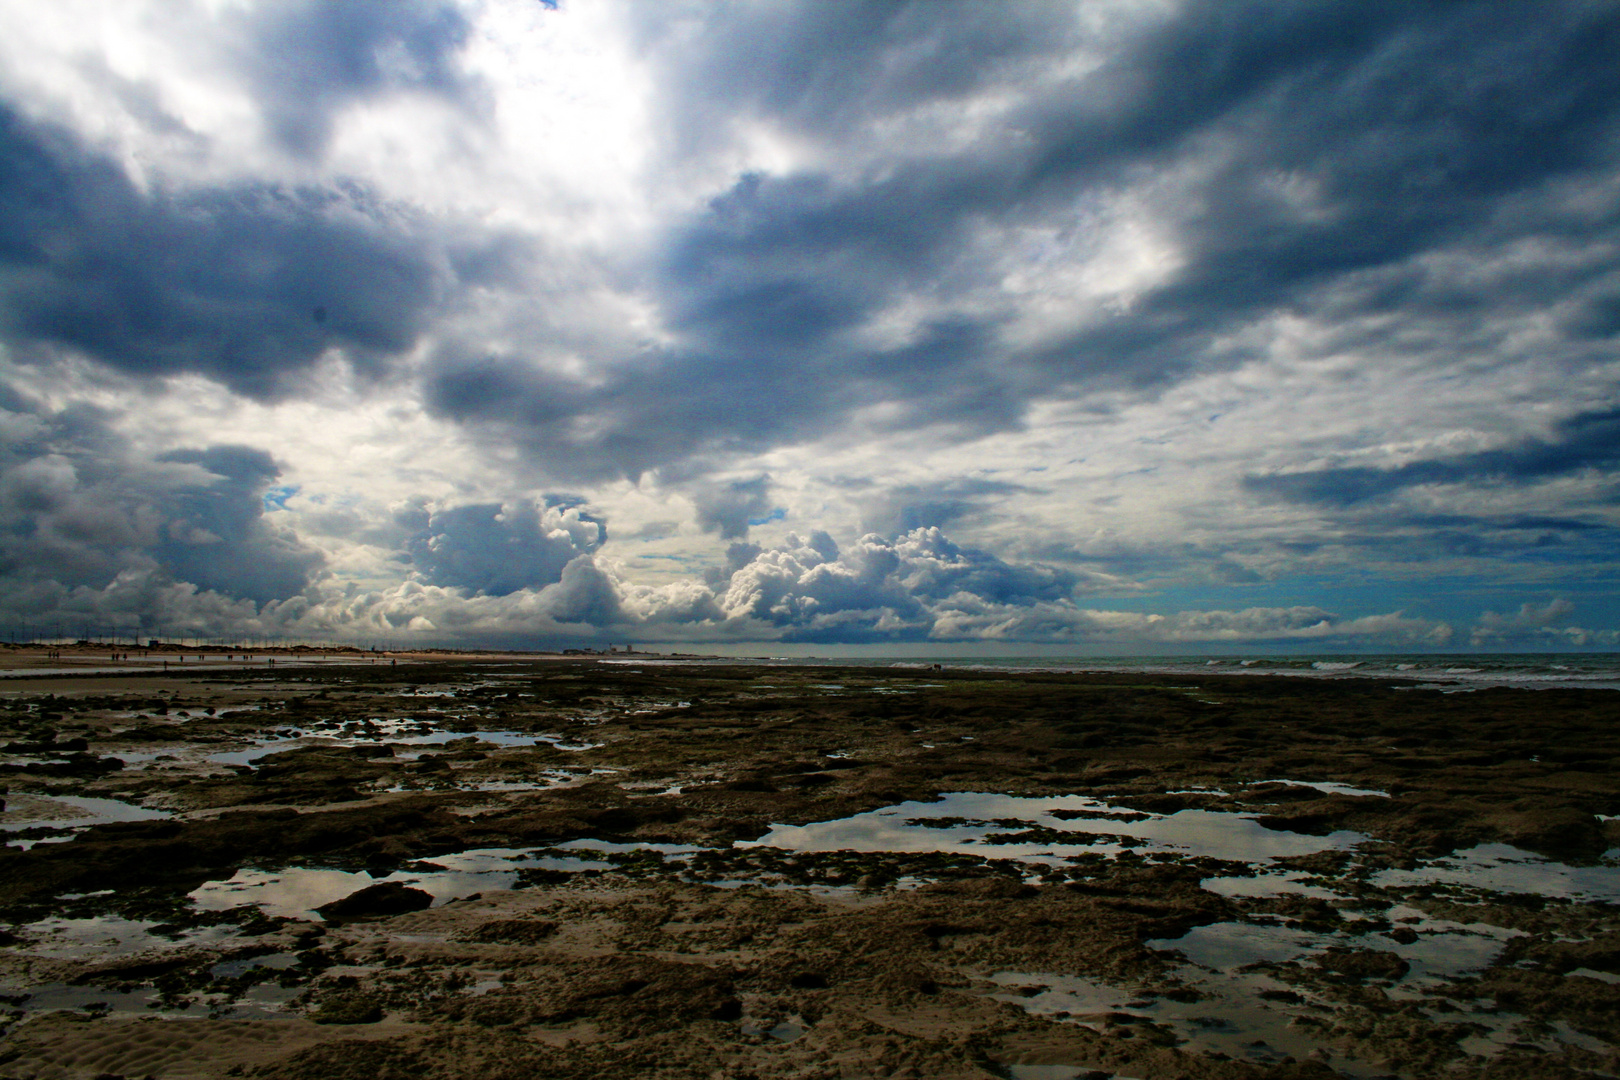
[315,884,434,924]
[0,658,1615,1078]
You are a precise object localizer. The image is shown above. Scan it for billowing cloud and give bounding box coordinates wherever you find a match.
[691,476,773,540]
[380,0,1620,511]
[1469,598,1615,648]
[0,105,454,399]
[705,528,1450,647]
[405,499,605,596]
[236,0,480,158]
[0,0,1614,650]
[0,387,323,620]
[152,446,325,604]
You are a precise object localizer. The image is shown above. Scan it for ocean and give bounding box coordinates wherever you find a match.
[761,652,1620,691]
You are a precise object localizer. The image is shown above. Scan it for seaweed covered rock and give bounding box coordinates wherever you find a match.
[1315,947,1410,981]
[316,882,434,922]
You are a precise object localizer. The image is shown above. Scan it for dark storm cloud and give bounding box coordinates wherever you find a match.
[405,499,605,596]
[421,235,1022,479]
[236,0,479,158]
[1026,1,1620,383]
[0,388,323,609]
[670,0,1620,394]
[1244,409,1620,507]
[419,0,1620,484]
[153,446,325,604]
[0,106,446,398]
[642,1,1073,133]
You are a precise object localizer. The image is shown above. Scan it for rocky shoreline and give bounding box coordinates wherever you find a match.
[1,658,1616,1078]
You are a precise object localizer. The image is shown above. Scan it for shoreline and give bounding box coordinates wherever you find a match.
[0,657,1616,1078]
[0,643,1615,692]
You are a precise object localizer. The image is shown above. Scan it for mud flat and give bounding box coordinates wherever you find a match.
[0,657,1617,1079]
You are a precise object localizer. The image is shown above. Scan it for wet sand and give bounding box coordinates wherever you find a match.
[0,654,1616,1078]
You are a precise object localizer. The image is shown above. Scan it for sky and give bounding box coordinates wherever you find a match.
[0,0,1617,654]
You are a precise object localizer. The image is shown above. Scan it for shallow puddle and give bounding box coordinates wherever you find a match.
[1373,843,1620,902]
[0,981,162,1018]
[995,939,1613,1071]
[111,714,600,772]
[187,839,717,922]
[210,952,300,978]
[377,766,618,794]
[1249,778,1390,798]
[11,912,241,960]
[202,725,597,769]
[739,791,1365,865]
[1457,1014,1618,1059]
[1001,1068,1142,1080]
[1,794,172,848]
[1152,921,1332,970]
[3,951,305,1021]
[986,967,1371,1075]
[1198,872,1339,899]
[187,847,616,919]
[742,1013,809,1042]
[1150,902,1525,988]
[1380,905,1528,989]
[739,792,1620,1076]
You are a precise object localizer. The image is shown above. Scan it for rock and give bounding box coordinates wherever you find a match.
[310,992,385,1025]
[1315,947,1410,981]
[457,919,559,945]
[315,882,434,922]
[1493,807,1607,862]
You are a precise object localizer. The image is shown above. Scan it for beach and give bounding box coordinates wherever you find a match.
[1,652,1616,1079]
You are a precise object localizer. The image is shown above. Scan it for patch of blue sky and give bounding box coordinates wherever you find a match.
[262,485,299,511]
